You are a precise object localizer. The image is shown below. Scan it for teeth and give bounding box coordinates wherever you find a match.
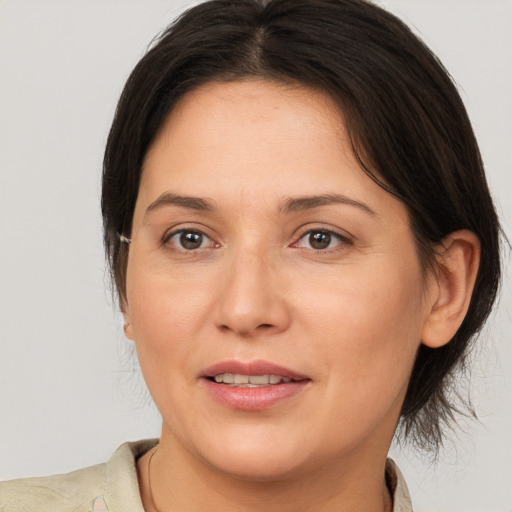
[234,374,249,384]
[249,375,269,385]
[212,374,293,386]
[223,373,234,384]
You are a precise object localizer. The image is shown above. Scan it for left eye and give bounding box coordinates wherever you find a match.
[292,230,347,250]
[166,230,215,251]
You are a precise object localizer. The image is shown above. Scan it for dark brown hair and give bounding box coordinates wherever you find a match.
[102,0,501,452]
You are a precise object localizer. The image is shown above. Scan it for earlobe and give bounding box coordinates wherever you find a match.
[122,308,135,341]
[421,230,480,349]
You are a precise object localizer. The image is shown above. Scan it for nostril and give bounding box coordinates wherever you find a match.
[216,323,276,336]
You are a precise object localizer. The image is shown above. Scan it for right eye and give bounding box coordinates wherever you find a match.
[164,229,218,251]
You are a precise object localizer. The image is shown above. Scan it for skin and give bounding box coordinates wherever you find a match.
[123,80,480,511]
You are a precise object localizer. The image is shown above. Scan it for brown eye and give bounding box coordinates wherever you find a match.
[309,231,331,250]
[165,229,215,251]
[180,231,204,250]
[292,229,349,251]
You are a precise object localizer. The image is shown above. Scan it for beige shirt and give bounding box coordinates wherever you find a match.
[0,440,413,511]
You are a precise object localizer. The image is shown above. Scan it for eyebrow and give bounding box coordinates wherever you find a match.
[144,191,375,217]
[280,194,375,215]
[145,192,217,216]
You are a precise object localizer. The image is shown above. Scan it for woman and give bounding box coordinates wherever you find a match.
[0,0,503,510]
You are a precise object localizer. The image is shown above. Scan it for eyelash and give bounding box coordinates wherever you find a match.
[162,228,219,253]
[291,228,352,252]
[161,227,352,254]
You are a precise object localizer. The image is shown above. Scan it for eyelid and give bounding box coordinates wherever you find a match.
[290,226,353,251]
[161,225,221,252]
[158,223,352,253]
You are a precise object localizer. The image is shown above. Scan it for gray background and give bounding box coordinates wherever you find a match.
[0,1,511,510]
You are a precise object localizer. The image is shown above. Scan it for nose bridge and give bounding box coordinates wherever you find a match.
[216,243,290,336]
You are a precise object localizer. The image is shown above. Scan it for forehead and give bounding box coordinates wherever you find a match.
[136,79,405,224]
[143,79,347,172]
[142,82,346,183]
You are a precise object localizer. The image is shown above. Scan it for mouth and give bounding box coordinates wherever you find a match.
[207,373,299,387]
[201,361,311,410]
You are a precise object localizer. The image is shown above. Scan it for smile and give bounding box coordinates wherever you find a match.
[211,373,294,386]
[202,361,310,410]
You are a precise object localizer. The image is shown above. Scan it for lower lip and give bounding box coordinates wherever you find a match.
[202,379,310,410]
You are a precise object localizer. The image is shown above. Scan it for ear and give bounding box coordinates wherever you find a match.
[121,305,135,341]
[421,230,480,349]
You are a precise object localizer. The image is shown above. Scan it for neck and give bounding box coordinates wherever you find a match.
[138,431,393,512]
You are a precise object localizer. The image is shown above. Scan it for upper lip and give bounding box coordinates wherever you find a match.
[201,360,309,381]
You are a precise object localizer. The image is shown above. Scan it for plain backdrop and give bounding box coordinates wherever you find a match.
[0,1,511,510]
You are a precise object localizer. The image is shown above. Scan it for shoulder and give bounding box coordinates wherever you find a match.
[0,463,106,512]
[386,458,414,512]
[0,439,158,512]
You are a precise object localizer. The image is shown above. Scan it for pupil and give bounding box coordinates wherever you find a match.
[310,231,330,249]
[180,231,203,250]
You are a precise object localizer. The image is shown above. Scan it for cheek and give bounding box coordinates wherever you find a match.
[300,256,426,394]
[124,269,216,426]
[127,250,212,326]
[124,256,216,376]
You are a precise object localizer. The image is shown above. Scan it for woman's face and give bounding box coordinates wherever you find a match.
[124,80,434,480]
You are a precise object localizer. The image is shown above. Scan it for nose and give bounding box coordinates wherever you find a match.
[215,250,291,338]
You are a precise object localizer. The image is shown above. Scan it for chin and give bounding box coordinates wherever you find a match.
[192,426,316,482]
[208,450,309,482]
